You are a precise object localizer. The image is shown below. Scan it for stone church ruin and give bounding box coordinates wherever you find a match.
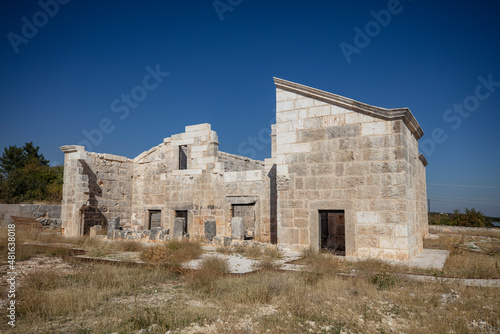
[60,78,428,260]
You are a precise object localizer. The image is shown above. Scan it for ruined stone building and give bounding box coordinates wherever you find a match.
[60,78,428,260]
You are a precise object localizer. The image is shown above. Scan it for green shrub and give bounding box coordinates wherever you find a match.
[370,272,396,290]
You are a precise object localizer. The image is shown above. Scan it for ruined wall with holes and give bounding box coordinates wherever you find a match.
[61,124,275,241]
[60,146,133,236]
[130,124,275,241]
[131,124,225,237]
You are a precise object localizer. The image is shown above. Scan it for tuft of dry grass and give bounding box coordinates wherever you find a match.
[252,245,284,270]
[299,247,350,285]
[3,240,500,333]
[443,252,500,278]
[188,256,230,293]
[115,240,145,252]
[141,245,172,264]
[15,264,177,322]
[141,239,202,268]
[423,233,500,278]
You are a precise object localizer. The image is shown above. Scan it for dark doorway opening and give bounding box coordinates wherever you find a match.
[232,204,255,239]
[319,210,345,255]
[175,210,188,234]
[149,210,161,229]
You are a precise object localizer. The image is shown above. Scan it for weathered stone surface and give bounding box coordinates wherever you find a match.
[204,220,216,242]
[107,218,120,239]
[213,236,232,247]
[173,218,186,240]
[231,217,244,240]
[149,227,162,241]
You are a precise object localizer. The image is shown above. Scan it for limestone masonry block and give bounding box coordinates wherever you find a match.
[185,123,211,133]
[171,138,194,146]
[361,122,391,136]
[246,170,262,182]
[276,89,298,102]
[331,105,350,115]
[308,106,331,118]
[173,218,186,240]
[322,115,345,127]
[277,101,295,112]
[277,132,296,145]
[231,217,244,240]
[277,110,298,122]
[357,212,378,224]
[295,98,314,109]
[204,220,216,242]
[344,112,376,124]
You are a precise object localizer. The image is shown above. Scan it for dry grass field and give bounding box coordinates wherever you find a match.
[0,227,499,334]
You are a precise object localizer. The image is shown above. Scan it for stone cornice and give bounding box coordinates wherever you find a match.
[419,153,429,167]
[59,145,84,153]
[274,77,424,140]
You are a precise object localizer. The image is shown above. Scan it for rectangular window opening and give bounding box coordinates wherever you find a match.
[319,210,345,255]
[232,204,256,239]
[149,210,161,230]
[175,210,188,234]
[179,145,188,170]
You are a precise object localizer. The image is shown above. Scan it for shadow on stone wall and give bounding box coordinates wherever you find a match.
[79,160,107,235]
[269,164,277,244]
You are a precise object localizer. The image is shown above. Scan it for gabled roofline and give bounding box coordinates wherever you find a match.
[274,77,424,140]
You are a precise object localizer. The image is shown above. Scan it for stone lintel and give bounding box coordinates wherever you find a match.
[225,196,258,205]
[102,153,128,162]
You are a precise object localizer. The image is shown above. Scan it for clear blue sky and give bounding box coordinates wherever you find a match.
[1,0,499,216]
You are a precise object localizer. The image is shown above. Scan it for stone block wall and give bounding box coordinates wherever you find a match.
[60,145,133,236]
[273,78,428,260]
[0,204,61,228]
[128,123,273,242]
[59,78,427,261]
[223,163,275,242]
[131,123,226,236]
[218,151,265,171]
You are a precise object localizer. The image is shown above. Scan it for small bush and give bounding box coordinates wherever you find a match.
[141,245,172,265]
[253,246,284,270]
[261,245,284,260]
[444,235,469,255]
[166,240,202,264]
[188,256,229,292]
[370,272,396,290]
[253,257,282,271]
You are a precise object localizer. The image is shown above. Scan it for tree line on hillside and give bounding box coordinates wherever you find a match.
[0,143,63,204]
[429,208,499,228]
